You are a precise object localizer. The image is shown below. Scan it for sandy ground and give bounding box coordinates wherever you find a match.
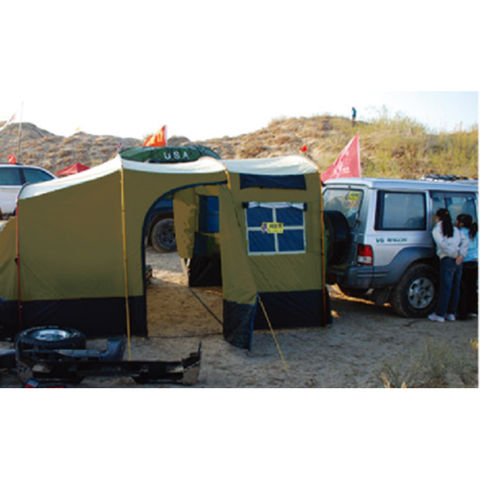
[1,249,478,388]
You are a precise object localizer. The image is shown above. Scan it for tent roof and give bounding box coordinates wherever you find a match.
[19,155,225,201]
[19,155,318,201]
[222,155,318,175]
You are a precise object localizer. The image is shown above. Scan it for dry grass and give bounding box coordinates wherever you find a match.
[379,338,478,388]
[0,113,477,179]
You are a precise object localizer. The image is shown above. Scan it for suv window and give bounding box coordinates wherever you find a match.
[376,191,426,230]
[323,188,363,227]
[431,191,477,223]
[23,167,54,184]
[0,167,23,186]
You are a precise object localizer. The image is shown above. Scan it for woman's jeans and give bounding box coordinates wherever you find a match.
[457,261,478,318]
[436,257,463,317]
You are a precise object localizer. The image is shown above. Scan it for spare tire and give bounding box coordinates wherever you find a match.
[323,210,351,266]
[15,326,86,352]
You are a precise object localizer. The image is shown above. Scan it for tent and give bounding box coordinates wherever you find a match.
[0,154,330,348]
[173,157,332,347]
[57,162,90,176]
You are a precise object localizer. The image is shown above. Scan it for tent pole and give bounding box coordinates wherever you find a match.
[120,164,132,359]
[258,295,290,375]
[318,172,328,326]
[15,206,23,329]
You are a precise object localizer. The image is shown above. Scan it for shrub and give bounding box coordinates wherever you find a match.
[379,338,478,388]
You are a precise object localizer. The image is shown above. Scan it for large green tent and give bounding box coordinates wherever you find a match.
[0,154,330,348]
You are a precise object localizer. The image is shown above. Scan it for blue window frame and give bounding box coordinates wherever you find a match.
[245,202,306,255]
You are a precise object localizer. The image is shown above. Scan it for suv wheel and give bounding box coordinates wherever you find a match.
[151,218,176,253]
[391,263,437,317]
[15,326,87,351]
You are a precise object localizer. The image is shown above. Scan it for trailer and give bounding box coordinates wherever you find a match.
[1,326,201,387]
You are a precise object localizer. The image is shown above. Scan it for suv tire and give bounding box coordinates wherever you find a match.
[15,326,86,351]
[15,326,86,385]
[391,263,437,317]
[151,218,176,252]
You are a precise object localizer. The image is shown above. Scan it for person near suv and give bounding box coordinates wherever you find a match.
[456,213,478,320]
[428,208,469,323]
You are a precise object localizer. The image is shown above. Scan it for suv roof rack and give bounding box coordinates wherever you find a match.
[420,174,470,182]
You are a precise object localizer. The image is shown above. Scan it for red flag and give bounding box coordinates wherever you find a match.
[7,154,17,165]
[321,133,361,182]
[143,126,167,147]
[300,145,308,152]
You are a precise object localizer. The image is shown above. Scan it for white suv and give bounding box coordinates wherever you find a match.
[0,164,56,217]
[323,177,478,317]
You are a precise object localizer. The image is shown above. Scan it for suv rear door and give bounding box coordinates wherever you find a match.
[370,190,431,270]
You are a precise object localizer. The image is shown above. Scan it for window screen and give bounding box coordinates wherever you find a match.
[245,202,306,255]
[376,191,426,230]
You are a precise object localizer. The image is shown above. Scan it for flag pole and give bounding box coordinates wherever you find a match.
[16,102,23,161]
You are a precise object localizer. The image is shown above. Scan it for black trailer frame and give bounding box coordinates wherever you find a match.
[2,329,201,387]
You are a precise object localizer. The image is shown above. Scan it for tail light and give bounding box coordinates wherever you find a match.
[357,244,373,265]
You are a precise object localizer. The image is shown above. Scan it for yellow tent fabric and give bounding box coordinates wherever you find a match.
[0,154,331,348]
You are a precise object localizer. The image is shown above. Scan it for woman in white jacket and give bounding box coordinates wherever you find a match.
[428,208,469,322]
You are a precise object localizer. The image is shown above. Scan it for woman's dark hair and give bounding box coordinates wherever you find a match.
[457,213,478,239]
[436,208,453,237]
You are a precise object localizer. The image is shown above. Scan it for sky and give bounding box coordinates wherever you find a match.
[2,1,478,142]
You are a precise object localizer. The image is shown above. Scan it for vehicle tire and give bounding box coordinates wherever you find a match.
[15,326,87,352]
[151,218,176,253]
[391,263,437,317]
[323,210,350,266]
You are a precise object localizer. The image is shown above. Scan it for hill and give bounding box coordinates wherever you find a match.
[0,114,477,178]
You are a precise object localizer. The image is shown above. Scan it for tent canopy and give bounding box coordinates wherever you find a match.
[0,154,330,348]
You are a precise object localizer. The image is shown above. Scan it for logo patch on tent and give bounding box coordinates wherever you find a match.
[261,222,284,234]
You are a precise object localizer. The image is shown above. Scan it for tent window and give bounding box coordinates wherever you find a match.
[245,202,306,255]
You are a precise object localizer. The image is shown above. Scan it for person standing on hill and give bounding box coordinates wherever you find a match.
[351,107,357,125]
[455,213,478,320]
[428,208,468,322]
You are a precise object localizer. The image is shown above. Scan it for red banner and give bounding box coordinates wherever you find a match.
[321,133,361,182]
[143,126,167,147]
